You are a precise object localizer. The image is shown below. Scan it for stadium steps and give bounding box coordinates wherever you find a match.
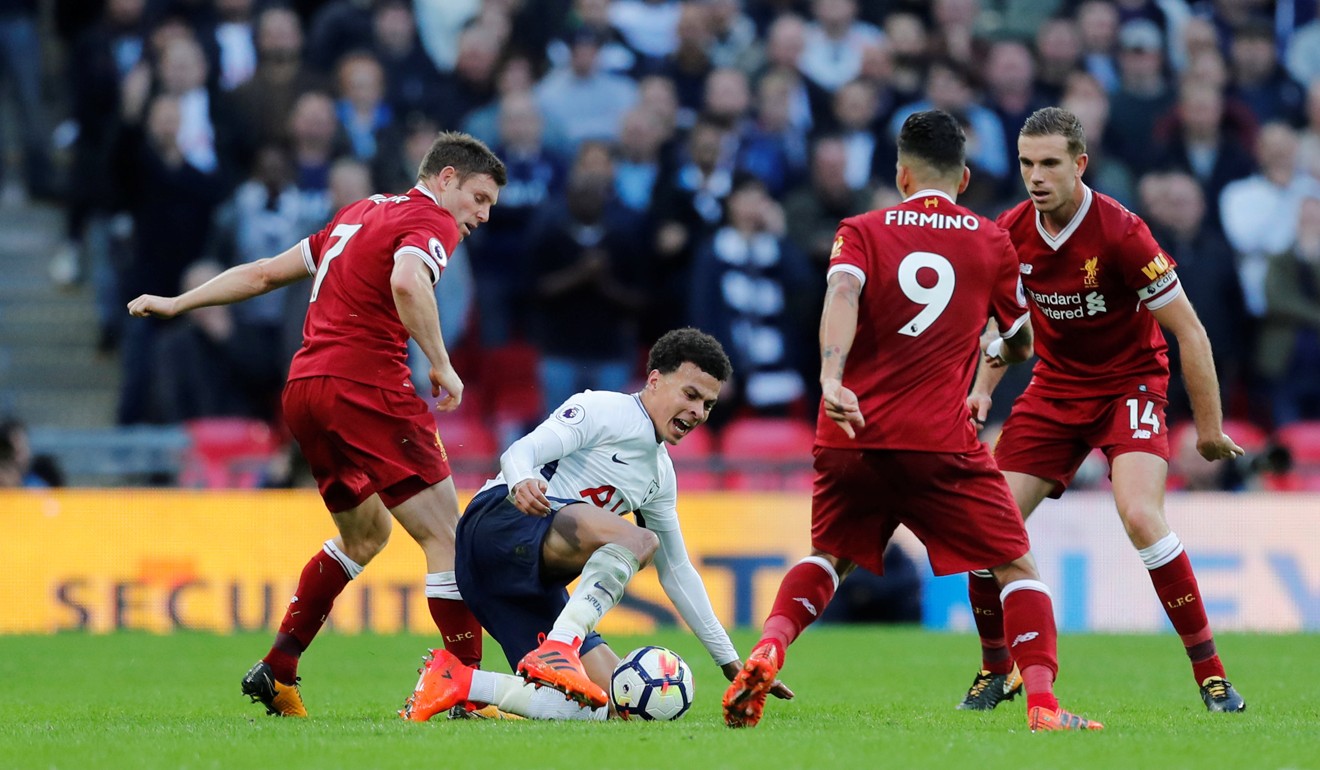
[0,202,119,429]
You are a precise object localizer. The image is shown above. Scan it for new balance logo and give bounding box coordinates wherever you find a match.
[794,597,817,616]
[1011,631,1039,647]
[1132,429,1152,439]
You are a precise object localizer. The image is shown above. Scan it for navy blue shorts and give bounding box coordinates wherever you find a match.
[455,485,605,670]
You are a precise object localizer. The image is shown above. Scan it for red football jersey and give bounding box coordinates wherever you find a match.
[996,185,1180,399]
[817,189,1028,452]
[287,186,460,392]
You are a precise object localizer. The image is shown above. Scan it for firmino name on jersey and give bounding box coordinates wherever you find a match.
[884,210,980,229]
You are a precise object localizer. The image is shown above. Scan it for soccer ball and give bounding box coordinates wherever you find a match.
[610,646,693,721]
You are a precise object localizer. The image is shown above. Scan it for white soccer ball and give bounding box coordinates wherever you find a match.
[610,646,693,721]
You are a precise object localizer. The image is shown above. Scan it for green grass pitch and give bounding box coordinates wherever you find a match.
[1,628,1315,770]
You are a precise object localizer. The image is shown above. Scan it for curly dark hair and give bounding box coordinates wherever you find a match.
[416,131,508,186]
[647,328,732,382]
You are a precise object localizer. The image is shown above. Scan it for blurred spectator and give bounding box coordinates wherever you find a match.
[690,174,810,424]
[304,0,374,74]
[372,0,448,123]
[536,27,639,151]
[547,0,636,75]
[1300,80,1320,180]
[1141,171,1248,423]
[649,119,734,341]
[220,6,329,173]
[468,92,566,345]
[527,154,648,410]
[648,2,715,118]
[928,0,987,69]
[783,135,873,269]
[1285,12,1320,86]
[286,90,344,233]
[614,107,667,212]
[209,144,310,373]
[1062,71,1136,207]
[150,260,280,422]
[51,0,150,293]
[800,0,883,94]
[609,0,682,67]
[1108,19,1175,171]
[333,52,397,164]
[1178,14,1222,72]
[755,14,829,136]
[1220,123,1320,317]
[888,59,1008,182]
[707,0,759,71]
[115,94,227,424]
[439,25,503,129]
[881,12,934,103]
[828,78,892,191]
[984,40,1049,193]
[155,34,226,177]
[211,0,258,92]
[1257,196,1320,425]
[1033,15,1083,102]
[1078,0,1123,91]
[1152,80,1256,224]
[1227,18,1306,126]
[0,417,62,488]
[735,69,810,197]
[0,0,54,204]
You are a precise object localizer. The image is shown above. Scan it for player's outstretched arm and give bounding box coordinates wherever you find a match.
[819,271,865,438]
[391,253,462,410]
[126,244,309,319]
[1151,292,1244,461]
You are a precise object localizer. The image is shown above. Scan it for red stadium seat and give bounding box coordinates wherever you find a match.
[435,416,500,491]
[180,417,282,489]
[718,416,816,491]
[666,424,720,490]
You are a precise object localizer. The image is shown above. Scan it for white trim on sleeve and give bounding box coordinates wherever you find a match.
[999,312,1030,339]
[394,245,441,284]
[299,238,316,276]
[826,263,867,289]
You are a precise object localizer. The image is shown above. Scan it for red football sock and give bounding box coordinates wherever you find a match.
[968,571,1012,674]
[1148,552,1225,683]
[428,597,484,668]
[264,548,353,682]
[759,558,838,666]
[1001,581,1059,712]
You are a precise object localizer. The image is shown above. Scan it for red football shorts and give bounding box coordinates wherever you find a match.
[811,444,1030,577]
[283,376,451,512]
[994,388,1171,498]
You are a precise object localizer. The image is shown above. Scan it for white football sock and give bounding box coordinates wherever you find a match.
[547,543,639,645]
[470,669,607,720]
[425,571,462,600]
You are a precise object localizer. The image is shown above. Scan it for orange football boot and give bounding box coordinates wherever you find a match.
[401,649,473,722]
[241,660,308,718]
[1028,705,1105,732]
[516,637,607,708]
[722,642,781,728]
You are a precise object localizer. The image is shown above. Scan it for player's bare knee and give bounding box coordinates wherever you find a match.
[625,526,659,566]
[1119,508,1168,549]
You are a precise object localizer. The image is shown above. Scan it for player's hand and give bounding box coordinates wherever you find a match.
[510,478,552,516]
[430,363,464,412]
[126,294,179,319]
[1197,431,1245,462]
[967,392,992,430]
[821,378,864,439]
[721,660,795,700]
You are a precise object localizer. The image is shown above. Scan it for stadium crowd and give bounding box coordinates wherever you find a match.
[2,0,1320,490]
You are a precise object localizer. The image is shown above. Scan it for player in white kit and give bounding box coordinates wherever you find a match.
[401,328,792,721]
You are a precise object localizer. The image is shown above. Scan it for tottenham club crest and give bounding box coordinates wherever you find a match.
[556,404,586,425]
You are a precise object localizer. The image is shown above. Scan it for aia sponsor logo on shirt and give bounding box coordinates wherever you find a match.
[1081,256,1099,288]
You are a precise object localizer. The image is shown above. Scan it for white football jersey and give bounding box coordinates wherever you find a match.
[481,390,680,531]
